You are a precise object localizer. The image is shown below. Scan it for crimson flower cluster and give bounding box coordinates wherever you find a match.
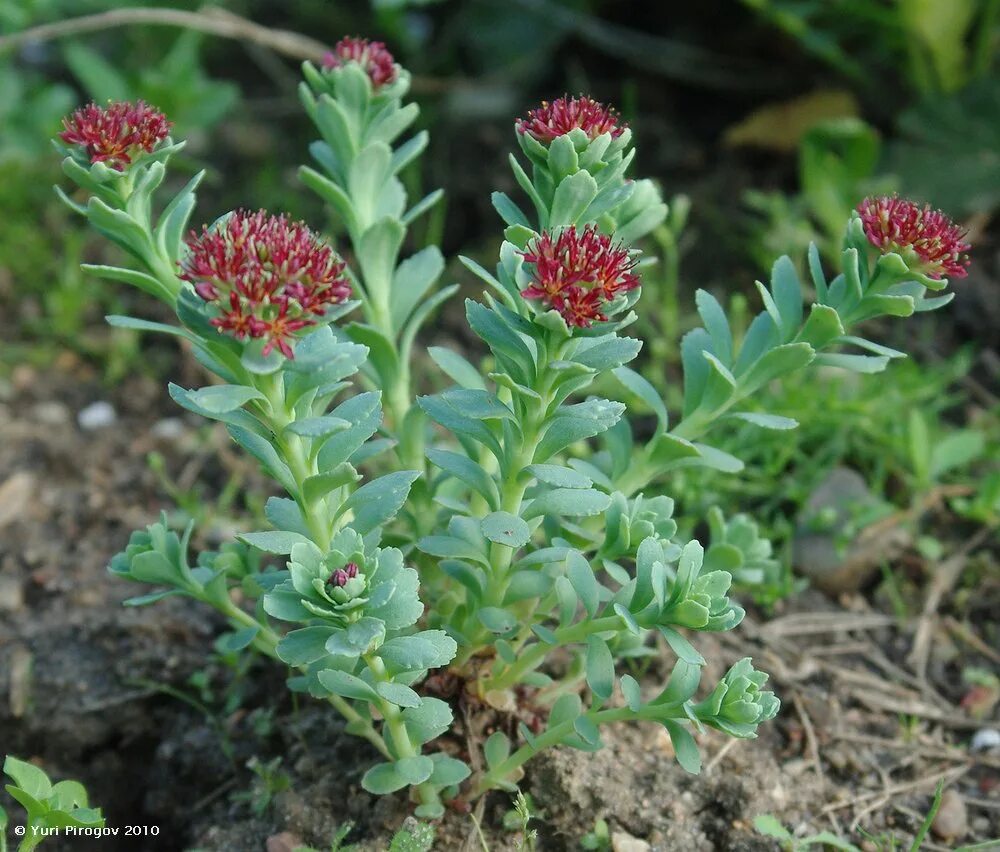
[180,210,351,358]
[321,36,398,88]
[520,225,640,327]
[59,100,171,171]
[516,95,626,144]
[857,196,971,280]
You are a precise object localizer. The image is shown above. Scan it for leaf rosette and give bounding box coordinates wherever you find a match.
[694,657,780,737]
[264,529,423,631]
[629,539,745,632]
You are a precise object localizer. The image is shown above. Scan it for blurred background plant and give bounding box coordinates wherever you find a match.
[0,0,996,608]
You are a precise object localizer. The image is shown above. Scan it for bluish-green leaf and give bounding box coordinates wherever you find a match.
[484,731,511,768]
[337,471,420,535]
[376,681,423,708]
[276,626,336,666]
[378,630,457,673]
[525,464,592,489]
[477,607,518,634]
[566,550,600,617]
[481,512,531,548]
[586,636,615,701]
[427,346,485,390]
[662,719,702,774]
[402,698,453,745]
[317,668,378,701]
[613,366,668,433]
[659,626,706,666]
[728,412,798,430]
[536,399,625,462]
[361,762,408,794]
[427,448,499,509]
[237,530,311,555]
[620,674,642,711]
[526,487,610,519]
[550,170,599,227]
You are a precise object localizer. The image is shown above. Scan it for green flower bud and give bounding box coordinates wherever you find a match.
[631,539,744,632]
[694,658,780,738]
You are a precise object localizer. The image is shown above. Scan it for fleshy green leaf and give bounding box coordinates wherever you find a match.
[662,719,702,774]
[481,512,531,548]
[586,636,615,701]
[378,630,457,673]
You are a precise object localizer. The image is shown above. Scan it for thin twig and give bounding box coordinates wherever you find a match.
[944,616,1000,665]
[821,764,967,815]
[0,6,451,93]
[908,525,996,680]
[761,612,898,639]
[704,736,739,774]
[792,692,826,783]
[0,6,328,61]
[830,732,967,762]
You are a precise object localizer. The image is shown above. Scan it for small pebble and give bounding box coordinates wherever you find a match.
[0,472,35,529]
[0,576,24,612]
[265,833,302,852]
[77,400,117,430]
[33,401,70,426]
[931,788,968,841]
[971,728,1000,752]
[611,831,652,852]
[151,417,186,440]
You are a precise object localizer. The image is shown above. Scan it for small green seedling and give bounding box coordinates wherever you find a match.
[1,756,104,852]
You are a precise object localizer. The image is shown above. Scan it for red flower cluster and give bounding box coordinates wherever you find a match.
[520,226,639,327]
[321,37,398,88]
[59,100,171,171]
[857,196,971,280]
[180,210,351,358]
[516,95,626,144]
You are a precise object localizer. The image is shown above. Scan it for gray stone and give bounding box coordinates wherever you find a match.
[793,467,908,594]
[970,728,1000,753]
[32,401,70,426]
[612,831,652,852]
[0,471,34,529]
[151,417,186,440]
[0,575,24,612]
[265,832,303,852]
[77,400,117,430]
[931,788,967,841]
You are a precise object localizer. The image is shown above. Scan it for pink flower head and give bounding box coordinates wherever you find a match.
[59,100,172,171]
[180,210,351,358]
[321,37,398,88]
[857,196,971,280]
[328,562,360,588]
[516,95,626,144]
[519,226,640,328]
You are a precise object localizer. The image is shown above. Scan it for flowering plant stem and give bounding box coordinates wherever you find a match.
[471,334,561,628]
[472,701,683,796]
[217,598,390,759]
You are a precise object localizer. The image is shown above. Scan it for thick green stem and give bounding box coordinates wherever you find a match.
[483,616,622,693]
[364,655,442,811]
[457,337,559,662]
[216,597,390,758]
[256,373,333,551]
[471,702,684,796]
